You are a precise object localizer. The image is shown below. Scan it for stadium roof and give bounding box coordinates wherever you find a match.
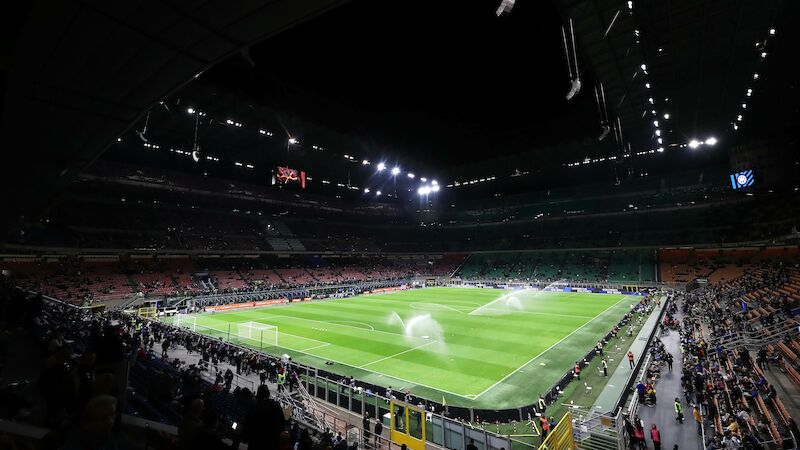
[2,0,797,225]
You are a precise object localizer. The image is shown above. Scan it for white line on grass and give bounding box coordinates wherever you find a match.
[280,342,476,399]
[357,340,438,368]
[325,320,375,331]
[299,343,331,352]
[255,314,426,343]
[471,295,633,399]
[468,307,597,319]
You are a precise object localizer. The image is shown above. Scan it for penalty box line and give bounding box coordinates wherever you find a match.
[471,295,634,400]
[357,340,438,369]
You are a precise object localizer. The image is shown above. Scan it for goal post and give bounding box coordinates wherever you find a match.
[173,315,196,332]
[237,321,278,349]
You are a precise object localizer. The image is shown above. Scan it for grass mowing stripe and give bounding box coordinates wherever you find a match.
[471,295,632,399]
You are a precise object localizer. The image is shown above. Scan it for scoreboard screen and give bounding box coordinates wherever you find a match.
[729,170,754,190]
[276,166,306,189]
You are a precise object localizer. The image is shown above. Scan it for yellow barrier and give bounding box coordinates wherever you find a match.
[137,306,158,318]
[389,401,426,450]
[539,412,575,450]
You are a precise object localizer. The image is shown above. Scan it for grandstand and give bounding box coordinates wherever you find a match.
[1,1,799,450]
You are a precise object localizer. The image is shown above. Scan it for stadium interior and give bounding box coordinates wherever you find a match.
[1,1,799,450]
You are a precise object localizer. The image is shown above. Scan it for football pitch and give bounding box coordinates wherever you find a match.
[170,287,637,408]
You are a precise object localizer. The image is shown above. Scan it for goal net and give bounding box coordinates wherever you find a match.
[173,315,196,332]
[237,321,278,348]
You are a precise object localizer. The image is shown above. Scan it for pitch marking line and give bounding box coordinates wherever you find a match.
[250,314,429,344]
[278,343,475,399]
[358,340,438,369]
[299,343,331,352]
[325,320,375,330]
[471,295,633,399]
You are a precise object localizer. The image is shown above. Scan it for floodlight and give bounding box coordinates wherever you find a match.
[655,129,661,136]
[431,180,438,186]
[627,1,633,9]
[657,147,664,152]
[705,137,717,146]
[645,83,651,89]
[364,188,370,193]
[761,52,767,58]
[653,120,659,127]
[432,185,440,192]
[688,139,700,149]
[362,159,370,165]
[187,107,195,114]
[418,186,431,195]
[288,137,298,145]
[391,167,401,175]
[407,173,415,179]
[377,162,386,171]
[640,64,647,71]
[753,73,759,80]
[376,190,382,196]
[733,124,739,131]
[663,113,670,119]
[742,103,747,109]
[746,89,752,97]
[648,97,654,104]
[420,177,427,182]
[769,28,776,35]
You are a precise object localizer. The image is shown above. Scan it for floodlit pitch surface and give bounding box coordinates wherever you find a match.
[176,287,637,408]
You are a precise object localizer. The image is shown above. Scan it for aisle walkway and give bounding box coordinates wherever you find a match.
[592,299,665,412]
[636,298,702,450]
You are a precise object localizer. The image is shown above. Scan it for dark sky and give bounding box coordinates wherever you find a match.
[204,0,602,168]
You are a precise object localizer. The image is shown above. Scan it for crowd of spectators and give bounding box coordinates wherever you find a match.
[0,281,362,450]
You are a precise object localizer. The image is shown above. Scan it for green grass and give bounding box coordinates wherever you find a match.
[170,287,637,409]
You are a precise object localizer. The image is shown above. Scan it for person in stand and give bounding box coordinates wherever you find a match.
[537,395,547,415]
[574,361,581,380]
[539,415,550,443]
[693,406,702,435]
[374,417,383,448]
[674,397,684,424]
[362,412,371,445]
[601,357,609,377]
[161,337,170,358]
[650,424,662,450]
[628,351,635,369]
[276,369,286,392]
